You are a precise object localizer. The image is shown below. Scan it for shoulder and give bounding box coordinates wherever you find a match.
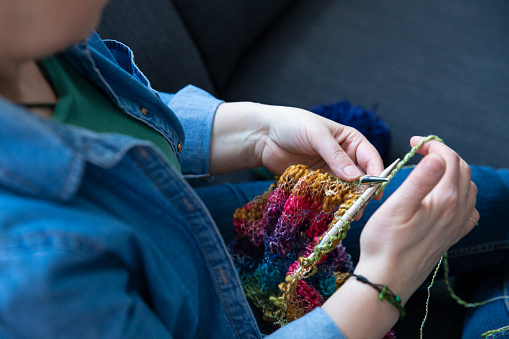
[0,189,129,260]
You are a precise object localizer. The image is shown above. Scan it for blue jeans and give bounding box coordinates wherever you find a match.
[194,166,509,338]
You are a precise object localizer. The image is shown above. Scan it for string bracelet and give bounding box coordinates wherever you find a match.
[346,273,406,320]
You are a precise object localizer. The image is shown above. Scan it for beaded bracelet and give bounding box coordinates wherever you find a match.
[347,273,406,319]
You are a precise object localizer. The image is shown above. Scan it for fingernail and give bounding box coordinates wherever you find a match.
[424,154,445,175]
[344,165,362,179]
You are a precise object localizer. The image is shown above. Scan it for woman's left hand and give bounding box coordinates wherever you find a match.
[211,102,384,181]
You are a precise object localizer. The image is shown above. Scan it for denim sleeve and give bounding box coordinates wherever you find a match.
[159,85,224,178]
[0,236,172,338]
[267,308,346,339]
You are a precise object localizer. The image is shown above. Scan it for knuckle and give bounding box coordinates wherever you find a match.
[444,150,461,167]
[460,160,472,176]
[472,181,478,194]
[331,149,354,165]
[442,192,459,212]
[466,163,472,177]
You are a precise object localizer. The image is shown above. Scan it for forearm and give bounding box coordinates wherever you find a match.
[322,276,401,339]
[210,101,268,174]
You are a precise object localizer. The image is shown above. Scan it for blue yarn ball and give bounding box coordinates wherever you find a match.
[310,101,392,161]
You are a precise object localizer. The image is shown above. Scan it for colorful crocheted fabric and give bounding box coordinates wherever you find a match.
[229,164,396,338]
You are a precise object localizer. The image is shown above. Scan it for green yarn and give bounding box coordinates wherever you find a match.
[380,287,407,320]
[443,252,509,308]
[374,135,443,197]
[420,256,443,339]
[482,325,509,338]
[442,252,509,338]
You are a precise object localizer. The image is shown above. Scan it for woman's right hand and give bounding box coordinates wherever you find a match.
[354,136,478,302]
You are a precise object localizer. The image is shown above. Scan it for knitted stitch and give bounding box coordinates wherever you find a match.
[230,165,395,338]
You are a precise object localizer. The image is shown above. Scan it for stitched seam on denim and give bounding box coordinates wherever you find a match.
[448,240,509,258]
[183,193,255,338]
[133,150,253,338]
[0,231,118,262]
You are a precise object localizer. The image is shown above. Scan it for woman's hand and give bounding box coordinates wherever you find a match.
[323,137,478,339]
[211,102,384,181]
[355,137,478,300]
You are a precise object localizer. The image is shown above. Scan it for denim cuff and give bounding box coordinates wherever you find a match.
[161,85,223,177]
[268,308,345,339]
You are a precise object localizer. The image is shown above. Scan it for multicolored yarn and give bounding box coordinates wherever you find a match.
[231,135,451,338]
[231,165,360,322]
[230,164,396,338]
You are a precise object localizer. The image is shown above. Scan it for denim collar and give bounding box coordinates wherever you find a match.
[0,33,181,202]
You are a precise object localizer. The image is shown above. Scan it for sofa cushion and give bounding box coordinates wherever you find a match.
[98,0,215,94]
[222,0,509,169]
[172,0,291,90]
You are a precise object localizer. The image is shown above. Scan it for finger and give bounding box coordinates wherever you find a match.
[464,207,480,238]
[354,206,366,221]
[457,160,473,205]
[314,132,363,181]
[466,181,478,224]
[384,153,446,215]
[411,136,462,195]
[353,137,385,177]
[410,136,454,158]
[469,208,480,227]
[336,126,384,177]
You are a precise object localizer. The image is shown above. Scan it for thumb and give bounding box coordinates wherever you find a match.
[387,154,446,214]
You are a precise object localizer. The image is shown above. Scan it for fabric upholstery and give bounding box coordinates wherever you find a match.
[98,0,216,94]
[222,0,509,169]
[172,0,291,90]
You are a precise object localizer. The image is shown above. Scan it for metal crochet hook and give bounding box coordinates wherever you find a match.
[318,158,400,247]
[359,175,390,185]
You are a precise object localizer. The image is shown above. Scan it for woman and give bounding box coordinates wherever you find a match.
[0,1,498,338]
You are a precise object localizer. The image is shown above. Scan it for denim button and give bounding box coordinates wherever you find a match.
[182,198,195,211]
[177,142,183,152]
[137,147,150,159]
[140,107,148,116]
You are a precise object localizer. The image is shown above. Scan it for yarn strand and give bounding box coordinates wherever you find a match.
[374,135,443,197]
[442,252,509,338]
[419,256,443,339]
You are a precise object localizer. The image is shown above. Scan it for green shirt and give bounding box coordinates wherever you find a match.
[42,55,181,172]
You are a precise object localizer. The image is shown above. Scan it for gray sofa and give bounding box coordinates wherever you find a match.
[98,0,509,337]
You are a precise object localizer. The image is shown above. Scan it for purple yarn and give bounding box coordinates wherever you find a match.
[311,101,392,161]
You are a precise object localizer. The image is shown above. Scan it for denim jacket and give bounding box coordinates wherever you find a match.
[0,33,344,339]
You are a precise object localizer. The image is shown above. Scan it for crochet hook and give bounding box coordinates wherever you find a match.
[318,158,400,246]
[359,175,389,185]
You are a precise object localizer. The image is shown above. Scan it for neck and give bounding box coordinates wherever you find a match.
[0,58,57,118]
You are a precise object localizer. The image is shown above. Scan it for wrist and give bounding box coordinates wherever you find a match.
[352,260,415,305]
[346,273,406,319]
[323,277,400,339]
[210,102,268,173]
